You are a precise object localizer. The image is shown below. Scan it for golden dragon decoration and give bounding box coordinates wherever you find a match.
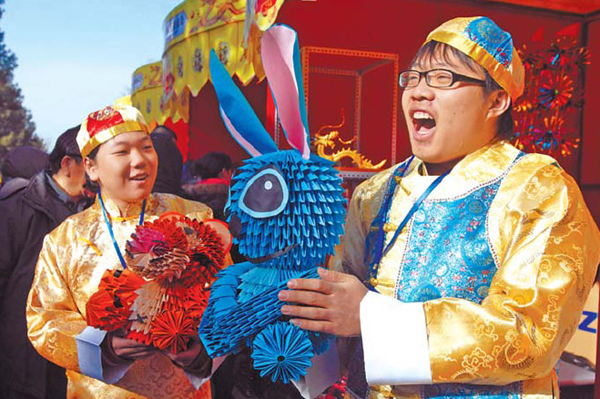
[312,110,387,170]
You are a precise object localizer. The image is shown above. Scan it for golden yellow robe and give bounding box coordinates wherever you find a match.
[336,141,600,399]
[27,193,214,399]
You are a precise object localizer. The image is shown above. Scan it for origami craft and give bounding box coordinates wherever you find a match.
[199,24,346,383]
[86,213,231,354]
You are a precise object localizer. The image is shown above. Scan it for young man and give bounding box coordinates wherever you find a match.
[279,17,600,398]
[0,127,90,399]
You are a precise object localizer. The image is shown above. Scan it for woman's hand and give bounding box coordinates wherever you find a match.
[110,335,157,361]
[163,339,204,368]
[278,268,368,337]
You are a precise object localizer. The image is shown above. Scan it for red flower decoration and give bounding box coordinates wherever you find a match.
[180,217,226,285]
[86,213,230,353]
[185,284,210,320]
[538,74,573,109]
[107,269,145,308]
[86,290,132,331]
[150,309,196,354]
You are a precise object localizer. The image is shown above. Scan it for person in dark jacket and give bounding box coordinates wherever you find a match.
[0,126,91,399]
[0,146,48,199]
[182,151,232,221]
[150,125,183,196]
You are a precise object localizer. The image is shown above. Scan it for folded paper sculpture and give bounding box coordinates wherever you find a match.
[199,24,347,383]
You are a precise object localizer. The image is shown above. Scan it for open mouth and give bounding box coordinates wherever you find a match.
[412,111,436,135]
[130,173,149,182]
[248,244,297,264]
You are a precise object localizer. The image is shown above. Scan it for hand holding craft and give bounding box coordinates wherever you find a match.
[279,268,367,337]
[110,333,157,361]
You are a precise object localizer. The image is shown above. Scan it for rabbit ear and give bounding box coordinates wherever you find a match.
[210,50,278,157]
[261,24,310,160]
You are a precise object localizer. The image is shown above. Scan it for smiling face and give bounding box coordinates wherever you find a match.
[85,131,158,209]
[401,43,504,174]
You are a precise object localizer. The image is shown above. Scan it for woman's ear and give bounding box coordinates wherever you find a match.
[84,157,99,182]
[487,90,511,119]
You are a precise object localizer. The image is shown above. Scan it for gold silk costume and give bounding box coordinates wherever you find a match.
[336,141,600,399]
[27,193,215,399]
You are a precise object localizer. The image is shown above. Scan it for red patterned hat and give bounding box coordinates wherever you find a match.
[77,105,149,158]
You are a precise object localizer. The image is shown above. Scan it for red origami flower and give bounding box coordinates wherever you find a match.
[112,269,145,308]
[86,289,132,331]
[150,309,197,354]
[86,212,231,353]
[179,218,226,285]
[184,284,210,320]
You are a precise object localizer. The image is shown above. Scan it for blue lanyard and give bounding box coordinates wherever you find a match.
[368,158,450,285]
[98,190,147,269]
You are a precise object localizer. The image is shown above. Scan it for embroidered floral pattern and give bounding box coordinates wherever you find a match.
[397,181,500,304]
[465,17,513,68]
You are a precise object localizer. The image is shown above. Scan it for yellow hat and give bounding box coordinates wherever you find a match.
[424,16,525,100]
[77,105,149,158]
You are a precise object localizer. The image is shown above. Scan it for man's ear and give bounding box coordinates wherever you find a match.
[84,157,99,182]
[487,90,511,119]
[60,156,73,177]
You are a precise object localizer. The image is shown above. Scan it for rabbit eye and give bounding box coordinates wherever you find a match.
[238,167,288,218]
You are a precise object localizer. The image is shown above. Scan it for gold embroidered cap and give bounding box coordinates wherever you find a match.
[424,16,525,100]
[77,105,149,158]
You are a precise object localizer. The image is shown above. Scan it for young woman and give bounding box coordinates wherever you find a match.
[26,105,216,399]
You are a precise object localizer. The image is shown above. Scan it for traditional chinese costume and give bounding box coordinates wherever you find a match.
[27,193,214,399]
[336,140,600,399]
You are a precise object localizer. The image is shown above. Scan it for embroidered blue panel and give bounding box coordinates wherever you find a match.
[423,382,522,399]
[397,181,500,303]
[397,170,524,398]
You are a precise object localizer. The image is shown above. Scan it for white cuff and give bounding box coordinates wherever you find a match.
[360,291,432,385]
[76,326,132,384]
[292,344,340,399]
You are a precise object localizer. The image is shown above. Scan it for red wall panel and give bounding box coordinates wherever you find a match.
[580,18,600,225]
[581,18,600,186]
[187,0,598,222]
[276,0,583,169]
[188,78,268,165]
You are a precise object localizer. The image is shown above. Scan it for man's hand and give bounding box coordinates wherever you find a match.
[278,268,368,337]
[110,335,157,361]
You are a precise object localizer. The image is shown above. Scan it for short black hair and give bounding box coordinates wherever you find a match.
[47,125,82,175]
[151,125,177,141]
[195,152,232,179]
[410,41,514,140]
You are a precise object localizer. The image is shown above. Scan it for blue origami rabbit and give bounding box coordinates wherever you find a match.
[199,24,347,384]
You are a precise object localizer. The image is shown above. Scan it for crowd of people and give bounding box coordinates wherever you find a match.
[0,15,598,399]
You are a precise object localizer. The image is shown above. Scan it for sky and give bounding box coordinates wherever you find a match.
[3,0,179,147]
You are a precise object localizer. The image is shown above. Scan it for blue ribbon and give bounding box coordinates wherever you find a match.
[98,190,146,270]
[368,158,451,287]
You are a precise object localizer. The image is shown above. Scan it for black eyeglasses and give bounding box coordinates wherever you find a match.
[398,69,486,88]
